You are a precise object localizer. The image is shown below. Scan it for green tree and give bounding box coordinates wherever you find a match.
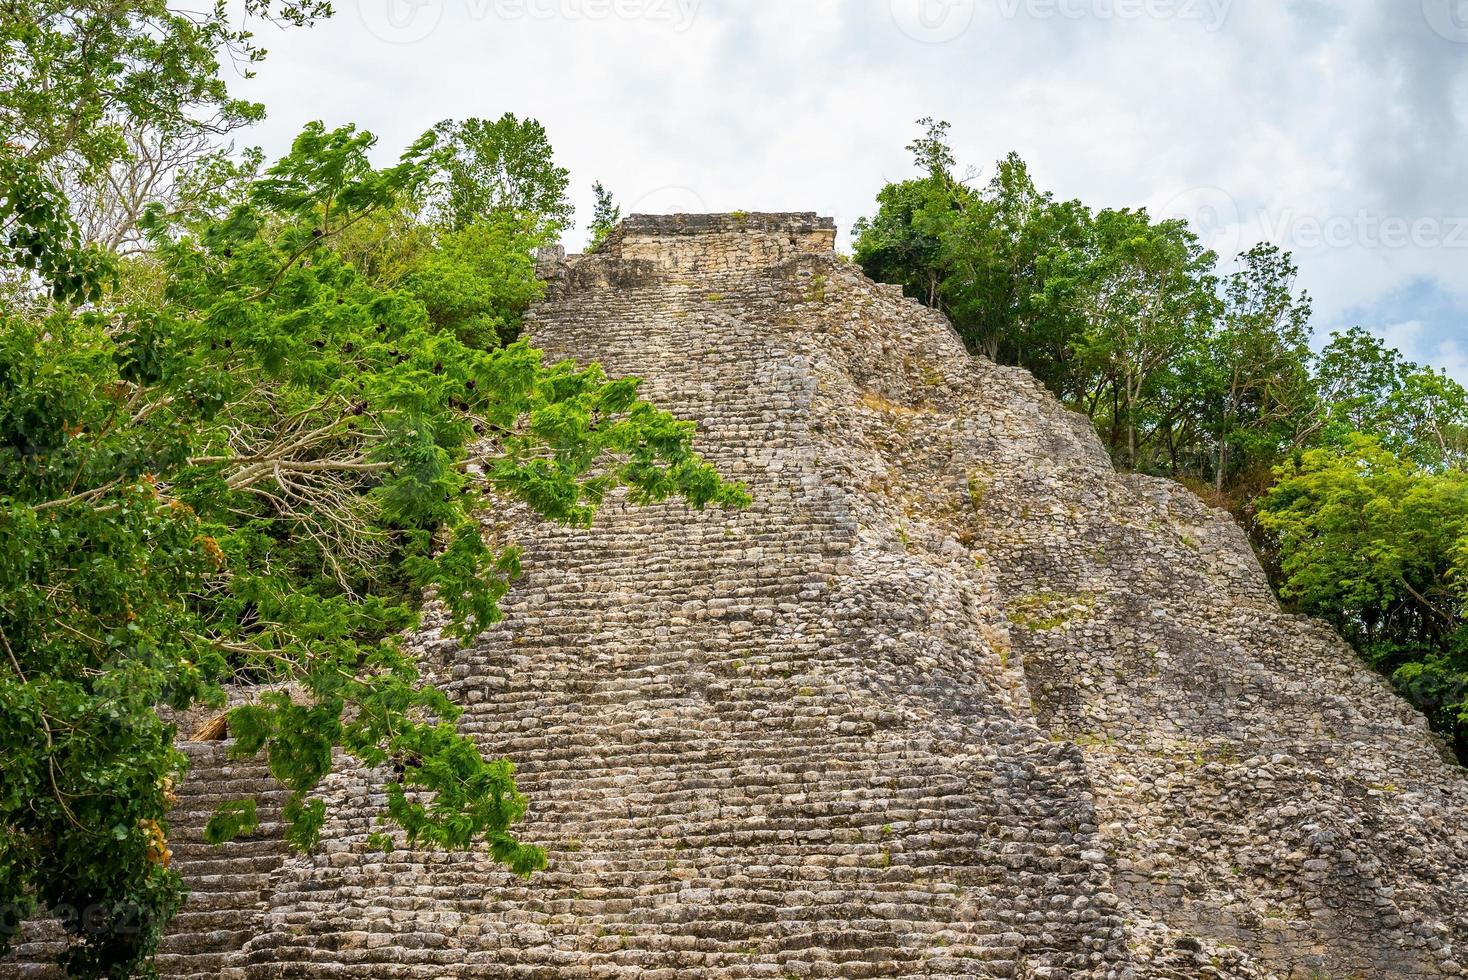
[587,180,622,251]
[0,150,114,304]
[1314,327,1412,438]
[1314,327,1468,471]
[1066,208,1219,470]
[404,214,544,348]
[0,1,328,174]
[0,0,330,264]
[851,118,976,310]
[1388,367,1468,470]
[1258,436,1468,757]
[939,153,1091,373]
[425,115,573,240]
[1208,244,1315,493]
[852,175,965,309]
[907,116,957,180]
[59,127,266,254]
[0,123,748,977]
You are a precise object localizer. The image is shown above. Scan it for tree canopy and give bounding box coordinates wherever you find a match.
[1259,438,1468,759]
[425,115,574,241]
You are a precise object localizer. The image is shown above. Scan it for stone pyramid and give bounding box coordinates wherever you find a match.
[7,213,1467,979]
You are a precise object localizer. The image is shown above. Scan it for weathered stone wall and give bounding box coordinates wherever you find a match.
[592,212,837,271]
[6,212,1464,979]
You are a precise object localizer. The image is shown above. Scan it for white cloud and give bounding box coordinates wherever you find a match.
[1380,319,1426,356]
[1435,338,1468,379]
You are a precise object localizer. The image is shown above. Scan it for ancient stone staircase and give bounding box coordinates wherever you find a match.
[150,743,294,980]
[5,213,1465,979]
[5,742,293,980]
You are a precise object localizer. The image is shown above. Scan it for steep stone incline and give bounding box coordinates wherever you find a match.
[211,215,1135,979]
[810,263,1468,979]
[740,230,1468,979]
[5,213,1464,980]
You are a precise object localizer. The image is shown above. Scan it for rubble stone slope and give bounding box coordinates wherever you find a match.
[6,213,1465,980]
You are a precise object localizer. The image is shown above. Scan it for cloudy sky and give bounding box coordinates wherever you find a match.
[238,0,1468,378]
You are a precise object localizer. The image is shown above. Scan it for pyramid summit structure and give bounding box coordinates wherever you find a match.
[8,213,1467,979]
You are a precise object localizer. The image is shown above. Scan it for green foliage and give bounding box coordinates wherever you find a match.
[0,1,330,273]
[1316,327,1468,470]
[331,200,434,290]
[852,175,970,310]
[0,149,115,303]
[203,800,260,846]
[425,115,573,240]
[1260,438,1428,615]
[1063,206,1220,469]
[940,153,1091,375]
[404,215,544,348]
[850,118,970,311]
[0,122,747,977]
[907,116,957,180]
[1259,438,1468,756]
[1315,327,1412,435]
[0,1,329,176]
[851,118,1455,489]
[1207,244,1315,495]
[587,181,622,252]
